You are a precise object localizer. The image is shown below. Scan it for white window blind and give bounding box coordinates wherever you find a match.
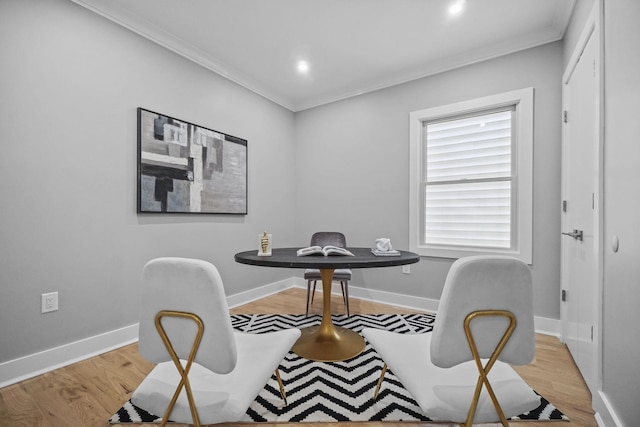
[423,109,514,249]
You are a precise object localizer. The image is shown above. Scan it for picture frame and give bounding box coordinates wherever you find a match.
[137,108,247,214]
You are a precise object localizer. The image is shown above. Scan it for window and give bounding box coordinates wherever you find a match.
[409,88,533,262]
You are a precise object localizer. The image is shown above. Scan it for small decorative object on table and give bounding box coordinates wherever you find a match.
[258,231,272,256]
[371,238,400,256]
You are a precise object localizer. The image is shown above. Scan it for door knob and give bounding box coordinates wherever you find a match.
[562,229,583,241]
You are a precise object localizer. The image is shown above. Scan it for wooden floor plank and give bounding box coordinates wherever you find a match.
[1,287,597,427]
[0,383,53,427]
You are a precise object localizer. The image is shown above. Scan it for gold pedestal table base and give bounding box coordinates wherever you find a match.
[291,268,366,362]
[292,324,365,362]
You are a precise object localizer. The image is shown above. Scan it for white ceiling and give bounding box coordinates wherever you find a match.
[71,0,575,111]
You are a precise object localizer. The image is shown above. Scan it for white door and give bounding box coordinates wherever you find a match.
[561,22,600,394]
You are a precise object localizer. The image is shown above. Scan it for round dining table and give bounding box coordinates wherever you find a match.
[234,247,420,362]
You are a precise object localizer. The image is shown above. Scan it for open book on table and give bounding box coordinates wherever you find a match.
[296,245,354,257]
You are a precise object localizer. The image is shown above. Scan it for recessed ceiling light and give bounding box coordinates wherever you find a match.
[297,60,310,74]
[448,0,466,16]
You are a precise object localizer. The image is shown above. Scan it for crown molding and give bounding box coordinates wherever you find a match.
[69,0,574,113]
[69,0,296,111]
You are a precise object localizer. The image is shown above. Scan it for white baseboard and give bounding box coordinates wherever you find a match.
[0,276,561,388]
[347,284,441,312]
[226,277,298,308]
[0,323,138,389]
[292,281,561,337]
[594,390,624,427]
[532,314,562,337]
[0,278,298,388]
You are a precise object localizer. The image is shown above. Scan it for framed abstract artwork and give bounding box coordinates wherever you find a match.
[137,108,247,214]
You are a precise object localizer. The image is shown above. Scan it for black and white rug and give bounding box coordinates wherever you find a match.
[110,314,568,424]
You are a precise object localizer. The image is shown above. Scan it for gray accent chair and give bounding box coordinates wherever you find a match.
[304,232,352,316]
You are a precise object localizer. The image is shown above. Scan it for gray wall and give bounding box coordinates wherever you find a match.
[294,42,564,319]
[0,0,579,383]
[0,0,297,363]
[600,0,640,425]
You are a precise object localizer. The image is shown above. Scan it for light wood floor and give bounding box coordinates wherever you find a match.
[0,287,597,427]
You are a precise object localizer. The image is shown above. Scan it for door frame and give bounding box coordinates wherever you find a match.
[560,0,604,395]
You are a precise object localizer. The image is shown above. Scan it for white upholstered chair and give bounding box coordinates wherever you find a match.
[304,231,352,316]
[362,255,540,426]
[131,257,301,426]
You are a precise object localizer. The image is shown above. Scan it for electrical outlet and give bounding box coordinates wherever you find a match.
[402,265,411,274]
[41,292,58,313]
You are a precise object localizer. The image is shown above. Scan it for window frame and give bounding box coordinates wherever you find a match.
[409,88,534,263]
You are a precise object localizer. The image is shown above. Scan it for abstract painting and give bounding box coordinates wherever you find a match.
[137,108,247,214]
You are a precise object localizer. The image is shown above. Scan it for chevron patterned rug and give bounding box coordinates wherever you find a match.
[110,314,568,424]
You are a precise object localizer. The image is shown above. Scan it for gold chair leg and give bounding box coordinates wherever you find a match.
[463,310,517,427]
[155,310,205,427]
[275,368,288,406]
[160,375,199,427]
[373,363,388,399]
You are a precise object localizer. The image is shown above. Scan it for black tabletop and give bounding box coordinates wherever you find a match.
[234,247,420,269]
